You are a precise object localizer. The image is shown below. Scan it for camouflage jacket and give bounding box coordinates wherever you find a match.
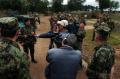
[0,38,31,79]
[87,44,115,79]
[93,22,100,29]
[76,29,86,40]
[20,25,36,44]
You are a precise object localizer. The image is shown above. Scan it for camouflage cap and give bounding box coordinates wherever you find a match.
[0,17,18,26]
[95,22,111,33]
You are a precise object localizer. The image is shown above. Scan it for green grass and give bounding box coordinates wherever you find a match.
[84,30,120,46]
[83,30,120,63]
[108,32,120,45]
[111,13,120,21]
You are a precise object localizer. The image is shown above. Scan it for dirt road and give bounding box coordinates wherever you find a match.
[30,16,50,79]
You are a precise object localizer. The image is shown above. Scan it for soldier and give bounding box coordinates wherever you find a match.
[86,23,115,79]
[0,17,31,79]
[76,22,86,51]
[92,18,101,41]
[21,17,37,63]
[30,17,37,33]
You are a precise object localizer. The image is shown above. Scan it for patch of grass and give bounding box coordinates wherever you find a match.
[84,30,120,46]
[83,30,120,63]
[111,13,120,21]
[108,32,120,45]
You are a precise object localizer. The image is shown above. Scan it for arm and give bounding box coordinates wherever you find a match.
[109,65,114,79]
[46,49,55,63]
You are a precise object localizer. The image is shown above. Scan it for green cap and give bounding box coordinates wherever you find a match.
[0,17,18,26]
[95,22,111,33]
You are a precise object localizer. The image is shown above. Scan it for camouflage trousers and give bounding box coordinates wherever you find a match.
[87,69,110,79]
[87,73,110,79]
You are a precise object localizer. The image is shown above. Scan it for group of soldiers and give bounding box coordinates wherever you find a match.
[38,13,86,51]
[92,13,115,41]
[36,13,115,79]
[0,12,115,79]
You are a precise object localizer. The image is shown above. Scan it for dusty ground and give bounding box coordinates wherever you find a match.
[29,16,120,79]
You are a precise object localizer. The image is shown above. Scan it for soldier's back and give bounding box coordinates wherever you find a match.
[87,44,115,79]
[0,38,31,79]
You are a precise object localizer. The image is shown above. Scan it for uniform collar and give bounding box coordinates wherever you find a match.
[60,45,73,50]
[1,38,20,49]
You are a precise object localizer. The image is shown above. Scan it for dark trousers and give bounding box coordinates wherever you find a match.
[23,43,35,61]
[49,38,54,49]
[92,30,95,41]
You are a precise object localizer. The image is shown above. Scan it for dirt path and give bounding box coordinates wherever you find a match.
[29,16,89,79]
[30,16,50,79]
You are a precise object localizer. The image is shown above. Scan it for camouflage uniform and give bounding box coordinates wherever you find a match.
[86,44,115,79]
[76,29,86,50]
[92,20,100,41]
[86,22,115,79]
[21,21,37,62]
[0,17,31,79]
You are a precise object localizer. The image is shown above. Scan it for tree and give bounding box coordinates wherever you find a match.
[113,1,119,11]
[52,0,63,12]
[68,0,86,11]
[0,0,30,13]
[35,0,49,12]
[96,0,110,13]
[0,0,49,13]
[109,1,119,12]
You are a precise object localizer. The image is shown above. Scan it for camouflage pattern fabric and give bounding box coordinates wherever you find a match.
[93,22,100,29]
[21,25,36,44]
[95,22,111,33]
[0,38,31,79]
[75,29,86,50]
[0,17,18,26]
[87,44,115,79]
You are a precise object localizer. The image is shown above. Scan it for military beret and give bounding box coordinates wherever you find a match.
[0,17,18,26]
[95,22,111,33]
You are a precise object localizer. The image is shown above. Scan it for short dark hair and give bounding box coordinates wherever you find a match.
[63,34,77,47]
[0,23,19,38]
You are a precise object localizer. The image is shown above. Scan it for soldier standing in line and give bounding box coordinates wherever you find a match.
[30,17,37,33]
[0,17,31,79]
[21,17,37,63]
[76,22,86,51]
[92,18,101,41]
[86,23,115,79]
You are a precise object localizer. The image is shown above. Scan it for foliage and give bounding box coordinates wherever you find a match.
[51,0,63,12]
[68,0,86,11]
[110,1,119,11]
[96,0,119,12]
[0,0,49,13]
[96,0,110,12]
[29,0,48,13]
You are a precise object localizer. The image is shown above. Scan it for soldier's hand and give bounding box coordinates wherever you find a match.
[35,34,40,38]
[32,32,35,35]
